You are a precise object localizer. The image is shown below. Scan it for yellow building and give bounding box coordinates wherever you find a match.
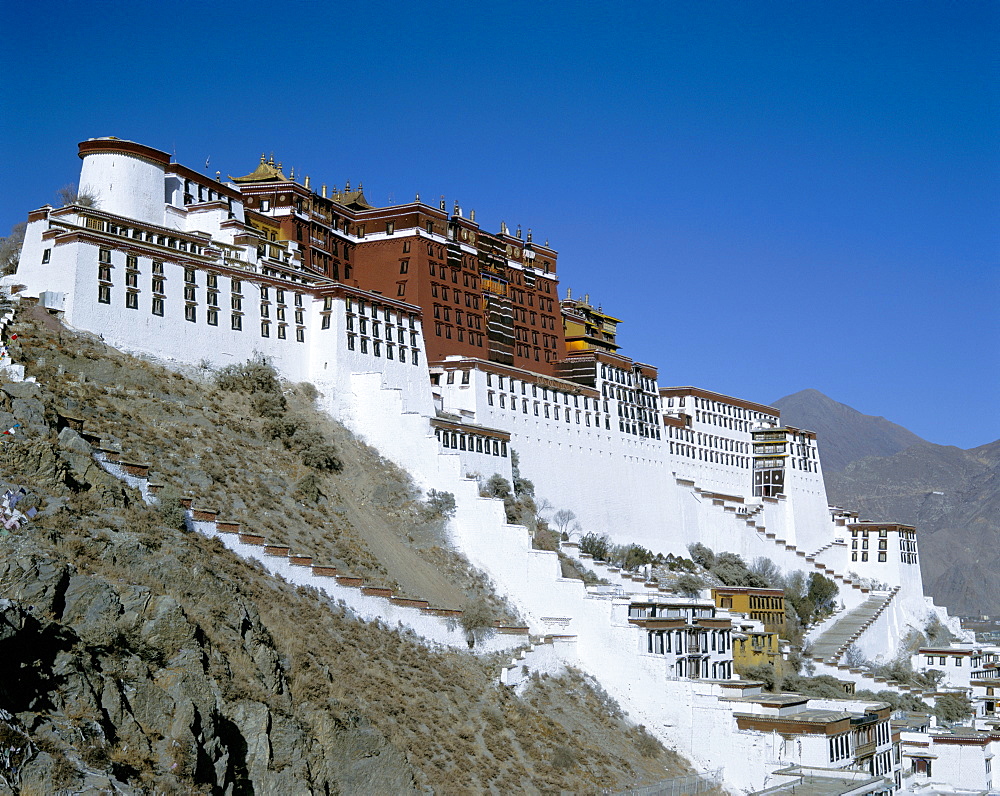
[713,587,788,678]
[730,617,785,678]
[560,291,621,354]
[712,586,786,633]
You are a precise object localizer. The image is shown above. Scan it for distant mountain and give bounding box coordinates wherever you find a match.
[772,390,1000,617]
[772,389,926,472]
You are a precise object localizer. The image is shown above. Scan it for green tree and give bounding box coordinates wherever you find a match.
[934,692,973,724]
[687,542,715,570]
[675,573,704,597]
[580,532,611,562]
[425,489,457,518]
[459,594,497,649]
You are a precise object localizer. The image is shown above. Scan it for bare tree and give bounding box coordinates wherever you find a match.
[843,644,869,668]
[552,509,576,536]
[0,221,27,275]
[56,184,98,208]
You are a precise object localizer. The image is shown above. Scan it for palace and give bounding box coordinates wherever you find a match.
[7,138,990,793]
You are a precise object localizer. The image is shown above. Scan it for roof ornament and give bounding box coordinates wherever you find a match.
[345,179,351,191]
[358,181,363,191]
[259,153,266,164]
[304,175,311,189]
[321,184,327,198]
[415,191,420,202]
[454,199,460,216]
[566,287,572,299]
[470,209,476,222]
[268,153,275,166]
[500,220,509,235]
[545,239,549,247]
[515,224,522,239]
[439,195,446,211]
[215,171,221,182]
[290,167,295,180]
[526,228,532,243]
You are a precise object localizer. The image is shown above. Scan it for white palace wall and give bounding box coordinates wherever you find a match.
[7,141,956,676]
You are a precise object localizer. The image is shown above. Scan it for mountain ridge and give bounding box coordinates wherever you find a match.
[774,388,1000,616]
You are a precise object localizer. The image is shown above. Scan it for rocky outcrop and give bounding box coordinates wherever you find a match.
[0,546,416,794]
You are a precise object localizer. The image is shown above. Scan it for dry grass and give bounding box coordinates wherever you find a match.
[0,305,694,792]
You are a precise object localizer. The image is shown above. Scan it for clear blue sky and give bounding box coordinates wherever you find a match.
[2,1,997,448]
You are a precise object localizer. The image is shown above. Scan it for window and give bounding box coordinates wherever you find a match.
[278,325,287,339]
[184,286,196,301]
[152,261,163,274]
[321,314,331,330]
[98,284,111,304]
[42,249,51,263]
[207,273,218,289]
[207,308,218,326]
[397,282,406,296]
[231,314,242,331]
[125,291,138,310]
[232,296,242,311]
[296,328,304,342]
[399,260,408,273]
[152,297,164,316]
[98,265,112,282]
[99,248,111,263]
[184,268,196,284]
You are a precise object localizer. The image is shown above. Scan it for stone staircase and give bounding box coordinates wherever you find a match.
[808,591,900,665]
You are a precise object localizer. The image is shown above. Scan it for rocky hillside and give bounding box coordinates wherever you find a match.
[825,440,1000,616]
[0,304,690,794]
[772,389,926,472]
[775,388,1000,616]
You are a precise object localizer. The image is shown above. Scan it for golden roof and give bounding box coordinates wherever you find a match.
[232,154,290,184]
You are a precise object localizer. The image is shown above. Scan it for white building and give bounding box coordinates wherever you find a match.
[6,136,979,792]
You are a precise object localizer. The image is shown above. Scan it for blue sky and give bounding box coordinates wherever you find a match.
[2,1,996,448]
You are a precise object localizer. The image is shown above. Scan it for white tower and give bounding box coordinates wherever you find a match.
[77,138,170,225]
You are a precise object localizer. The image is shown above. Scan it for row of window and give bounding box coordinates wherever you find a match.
[645,628,732,655]
[483,373,599,409]
[435,428,508,457]
[346,315,419,347]
[427,262,480,289]
[344,297,418,329]
[97,282,306,340]
[433,323,485,347]
[90,226,203,255]
[432,304,482,328]
[668,441,749,467]
[851,551,888,563]
[430,282,482,309]
[852,539,890,550]
[512,306,557,329]
[829,733,851,762]
[487,390,610,429]
[345,333,420,364]
[925,655,967,667]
